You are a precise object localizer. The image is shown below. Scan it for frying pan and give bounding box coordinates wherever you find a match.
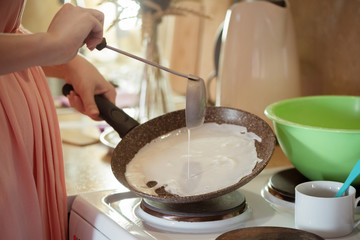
[63,85,276,203]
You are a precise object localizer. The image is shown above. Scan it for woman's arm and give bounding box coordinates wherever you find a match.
[0,33,53,75]
[0,3,104,75]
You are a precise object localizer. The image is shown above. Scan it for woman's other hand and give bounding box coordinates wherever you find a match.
[43,55,116,121]
[63,56,116,121]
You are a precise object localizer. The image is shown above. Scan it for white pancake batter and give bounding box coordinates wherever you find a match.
[125,123,262,197]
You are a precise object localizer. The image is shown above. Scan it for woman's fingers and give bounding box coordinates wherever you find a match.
[67,90,102,121]
[46,4,105,61]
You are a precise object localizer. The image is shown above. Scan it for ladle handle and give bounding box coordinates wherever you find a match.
[62,84,139,138]
[96,38,200,81]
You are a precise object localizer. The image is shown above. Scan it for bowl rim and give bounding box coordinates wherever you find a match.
[264,95,360,133]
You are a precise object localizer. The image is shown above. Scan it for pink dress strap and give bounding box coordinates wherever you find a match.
[0,66,67,239]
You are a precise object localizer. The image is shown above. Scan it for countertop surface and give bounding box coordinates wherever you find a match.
[60,110,293,197]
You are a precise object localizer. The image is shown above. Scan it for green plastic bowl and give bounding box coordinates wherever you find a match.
[265,95,360,185]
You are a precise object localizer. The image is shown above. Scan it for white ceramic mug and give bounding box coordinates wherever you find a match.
[295,181,360,238]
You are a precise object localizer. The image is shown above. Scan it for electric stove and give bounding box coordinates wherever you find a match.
[68,167,360,240]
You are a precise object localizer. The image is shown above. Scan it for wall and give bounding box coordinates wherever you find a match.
[22,0,61,32]
[171,0,360,101]
[169,0,233,96]
[288,0,360,96]
[22,0,360,99]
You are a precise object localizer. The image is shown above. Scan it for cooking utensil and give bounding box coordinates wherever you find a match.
[111,106,276,203]
[186,78,206,128]
[216,227,324,240]
[62,84,139,138]
[96,38,206,128]
[265,95,360,185]
[63,83,275,203]
[335,159,360,197]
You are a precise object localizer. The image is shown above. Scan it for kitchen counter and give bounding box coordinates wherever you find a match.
[59,109,126,197]
[60,110,293,197]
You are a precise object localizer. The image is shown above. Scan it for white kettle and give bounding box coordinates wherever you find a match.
[216,0,300,126]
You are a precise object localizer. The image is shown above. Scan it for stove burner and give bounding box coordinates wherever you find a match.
[267,168,308,202]
[267,168,360,200]
[139,191,247,222]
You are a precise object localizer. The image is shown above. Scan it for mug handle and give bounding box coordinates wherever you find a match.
[353,196,360,228]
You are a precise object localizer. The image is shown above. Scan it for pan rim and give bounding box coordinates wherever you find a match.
[111,106,276,203]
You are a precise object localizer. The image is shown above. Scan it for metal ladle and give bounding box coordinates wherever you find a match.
[96,38,206,128]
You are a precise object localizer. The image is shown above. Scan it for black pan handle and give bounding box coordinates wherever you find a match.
[62,84,139,138]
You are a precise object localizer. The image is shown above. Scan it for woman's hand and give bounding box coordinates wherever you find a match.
[46,3,105,64]
[44,55,116,121]
[65,56,116,121]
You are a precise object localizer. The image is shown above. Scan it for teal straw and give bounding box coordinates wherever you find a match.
[335,159,360,197]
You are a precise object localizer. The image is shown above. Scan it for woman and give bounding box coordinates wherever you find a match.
[0,1,116,239]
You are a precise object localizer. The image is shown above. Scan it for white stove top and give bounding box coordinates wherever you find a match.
[68,167,360,240]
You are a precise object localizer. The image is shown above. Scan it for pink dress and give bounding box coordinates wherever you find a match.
[0,1,67,239]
